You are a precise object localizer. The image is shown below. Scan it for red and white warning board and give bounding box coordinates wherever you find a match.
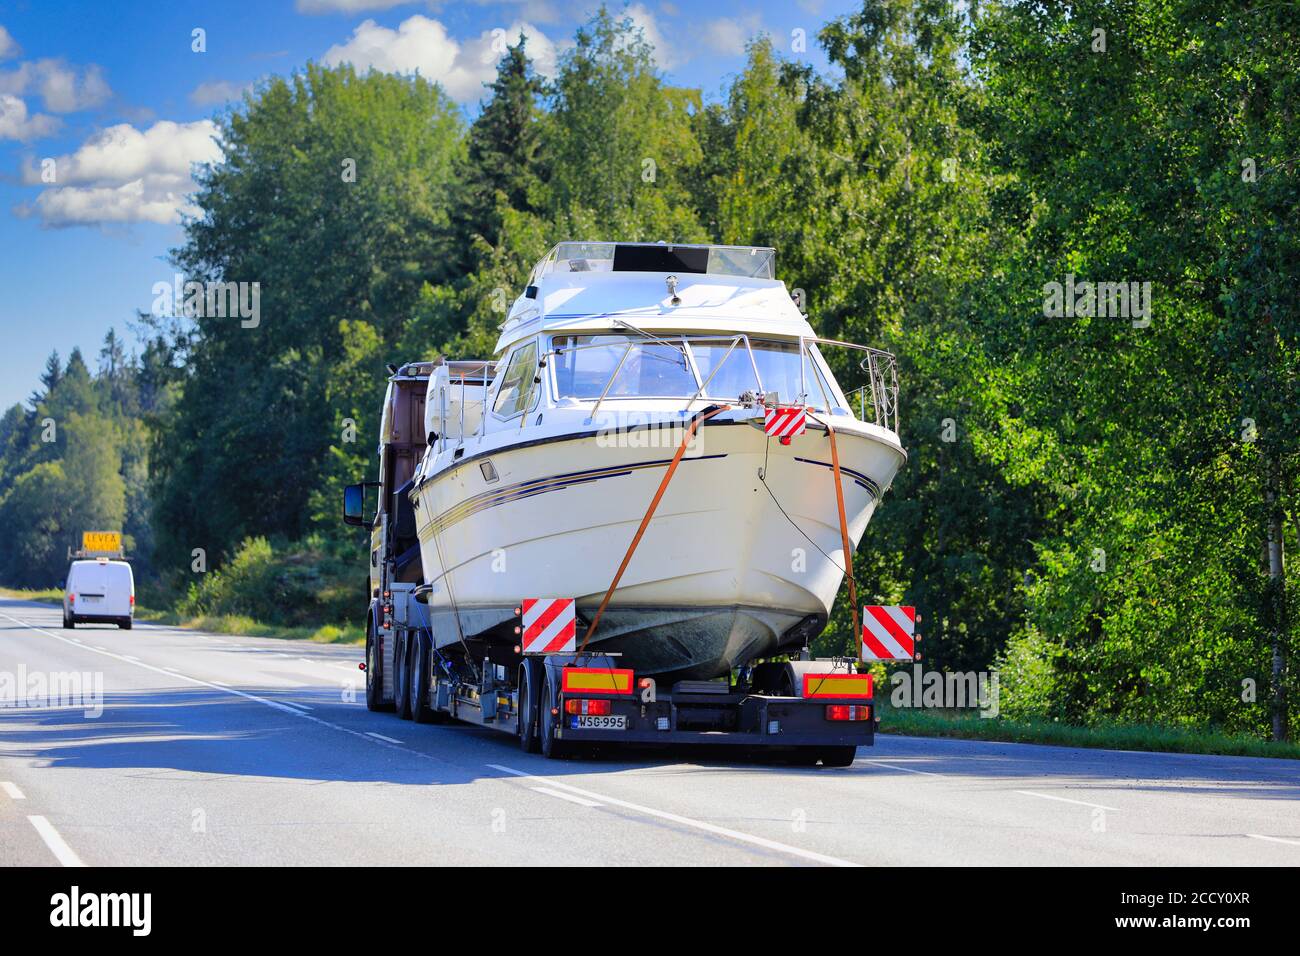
[521,598,576,654]
[763,405,806,443]
[861,605,916,661]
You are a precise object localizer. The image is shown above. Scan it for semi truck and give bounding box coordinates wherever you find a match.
[343,360,881,764]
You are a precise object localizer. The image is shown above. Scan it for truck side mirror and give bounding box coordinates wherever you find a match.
[343,483,367,527]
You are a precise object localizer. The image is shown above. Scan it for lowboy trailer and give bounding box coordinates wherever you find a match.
[343,361,878,765]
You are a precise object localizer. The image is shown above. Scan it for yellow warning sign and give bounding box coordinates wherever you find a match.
[82,531,122,554]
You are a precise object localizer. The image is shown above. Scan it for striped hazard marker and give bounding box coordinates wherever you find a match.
[764,405,807,445]
[520,598,576,654]
[861,605,917,661]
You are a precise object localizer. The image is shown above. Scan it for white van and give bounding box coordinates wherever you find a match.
[63,558,135,630]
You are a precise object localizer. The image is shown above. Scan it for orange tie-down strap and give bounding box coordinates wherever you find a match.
[580,404,732,651]
[807,412,859,648]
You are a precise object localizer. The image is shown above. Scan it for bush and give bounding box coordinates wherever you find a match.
[177,536,361,628]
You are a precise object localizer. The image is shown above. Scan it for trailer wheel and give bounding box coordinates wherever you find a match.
[517,659,541,753]
[410,631,438,724]
[395,630,413,720]
[539,668,573,760]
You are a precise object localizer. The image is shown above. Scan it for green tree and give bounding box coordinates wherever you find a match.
[454,34,546,257]
[153,64,465,572]
[970,0,1299,736]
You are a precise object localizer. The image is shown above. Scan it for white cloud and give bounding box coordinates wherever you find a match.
[624,3,682,70]
[0,58,111,113]
[0,25,19,60]
[322,15,557,103]
[189,80,252,107]
[701,15,764,57]
[0,93,60,141]
[296,0,413,12]
[17,119,222,227]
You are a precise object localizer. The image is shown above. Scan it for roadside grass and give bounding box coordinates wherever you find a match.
[0,587,62,603]
[0,587,362,645]
[877,702,1300,760]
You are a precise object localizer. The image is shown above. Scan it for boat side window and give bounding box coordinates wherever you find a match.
[492,341,539,418]
[552,335,696,399]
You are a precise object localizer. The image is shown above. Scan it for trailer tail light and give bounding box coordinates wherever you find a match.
[564,699,612,716]
[825,704,871,722]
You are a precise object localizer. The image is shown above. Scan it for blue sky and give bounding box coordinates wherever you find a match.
[0,0,857,410]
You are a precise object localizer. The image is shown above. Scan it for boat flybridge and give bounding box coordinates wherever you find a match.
[410,241,906,681]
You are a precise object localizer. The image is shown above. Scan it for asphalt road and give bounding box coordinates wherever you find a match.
[2,596,1298,867]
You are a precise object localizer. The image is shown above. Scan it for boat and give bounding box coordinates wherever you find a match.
[408,241,907,681]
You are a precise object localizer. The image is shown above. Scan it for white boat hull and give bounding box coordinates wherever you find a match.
[411,415,905,679]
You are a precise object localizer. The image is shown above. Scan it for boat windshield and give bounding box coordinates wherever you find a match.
[551,334,841,408]
[552,335,697,398]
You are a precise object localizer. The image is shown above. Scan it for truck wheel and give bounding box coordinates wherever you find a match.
[395,631,413,720]
[539,668,573,760]
[818,746,857,768]
[62,612,72,629]
[411,631,438,724]
[119,618,132,630]
[365,626,394,712]
[517,659,541,753]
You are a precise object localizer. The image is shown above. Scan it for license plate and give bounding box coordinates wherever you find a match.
[571,714,626,730]
[81,596,101,603]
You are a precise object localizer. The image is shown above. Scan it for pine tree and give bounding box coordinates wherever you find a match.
[28,350,62,409]
[454,34,545,258]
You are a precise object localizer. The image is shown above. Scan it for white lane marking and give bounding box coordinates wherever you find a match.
[1015,790,1122,812]
[27,816,86,867]
[208,679,231,687]
[281,700,313,712]
[488,763,860,867]
[331,663,358,673]
[529,786,602,808]
[2,781,26,800]
[367,732,402,744]
[859,759,943,777]
[93,645,109,650]
[1247,834,1300,847]
[1,611,317,719]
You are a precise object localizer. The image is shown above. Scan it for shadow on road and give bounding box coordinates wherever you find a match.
[3,682,1300,797]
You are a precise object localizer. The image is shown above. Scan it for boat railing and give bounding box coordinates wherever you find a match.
[805,337,900,433]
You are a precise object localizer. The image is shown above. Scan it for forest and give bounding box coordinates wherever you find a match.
[0,1,1296,740]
